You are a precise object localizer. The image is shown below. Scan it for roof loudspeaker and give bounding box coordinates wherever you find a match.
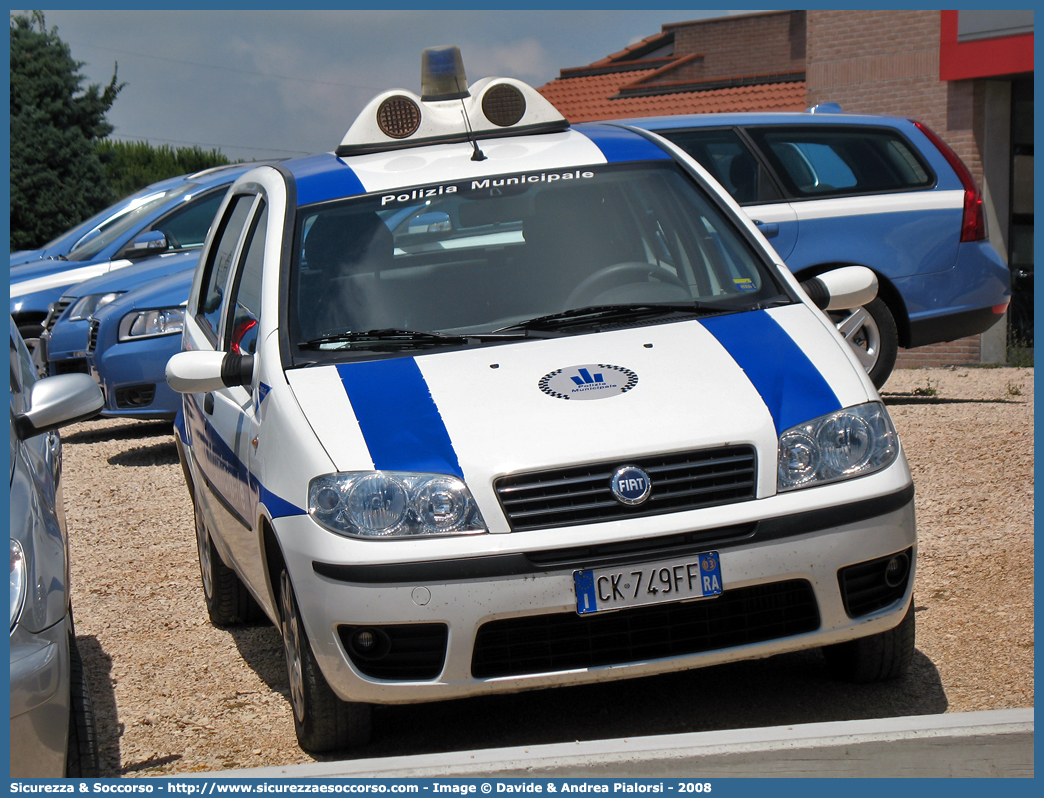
[376,96,422,139]
[482,84,527,127]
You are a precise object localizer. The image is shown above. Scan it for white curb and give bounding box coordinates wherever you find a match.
[181,708,1033,779]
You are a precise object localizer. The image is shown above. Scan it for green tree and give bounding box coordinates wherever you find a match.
[10,11,124,251]
[96,139,233,199]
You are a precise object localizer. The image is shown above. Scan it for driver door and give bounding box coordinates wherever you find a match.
[185,193,270,594]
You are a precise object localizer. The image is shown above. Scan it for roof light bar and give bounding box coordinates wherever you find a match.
[336,47,568,157]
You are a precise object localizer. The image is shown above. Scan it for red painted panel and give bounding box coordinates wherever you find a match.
[940,10,1034,81]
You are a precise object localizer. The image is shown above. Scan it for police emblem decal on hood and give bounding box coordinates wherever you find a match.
[539,364,638,401]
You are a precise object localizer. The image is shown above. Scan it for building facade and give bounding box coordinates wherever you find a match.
[539,9,1034,367]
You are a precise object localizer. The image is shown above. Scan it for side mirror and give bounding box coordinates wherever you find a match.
[126,230,169,257]
[800,266,878,311]
[13,373,104,440]
[166,351,254,394]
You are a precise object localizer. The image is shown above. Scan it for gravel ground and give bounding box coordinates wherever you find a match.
[60,366,1034,777]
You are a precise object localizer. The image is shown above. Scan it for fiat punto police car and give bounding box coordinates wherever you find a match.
[166,48,916,753]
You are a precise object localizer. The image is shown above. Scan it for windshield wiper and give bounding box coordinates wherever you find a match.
[298,327,533,350]
[492,302,741,333]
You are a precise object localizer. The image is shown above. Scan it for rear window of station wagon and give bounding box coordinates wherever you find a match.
[660,125,936,204]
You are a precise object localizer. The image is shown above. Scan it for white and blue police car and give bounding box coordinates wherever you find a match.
[166,48,916,753]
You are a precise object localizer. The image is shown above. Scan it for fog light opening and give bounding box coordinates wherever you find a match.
[354,630,376,651]
[884,553,909,588]
[348,627,391,660]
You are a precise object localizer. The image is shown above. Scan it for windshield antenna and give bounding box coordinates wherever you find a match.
[460,87,487,162]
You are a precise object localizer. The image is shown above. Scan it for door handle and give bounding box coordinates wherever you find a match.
[753,220,779,238]
[204,393,214,415]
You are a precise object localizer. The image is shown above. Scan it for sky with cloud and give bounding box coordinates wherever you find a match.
[22,9,747,161]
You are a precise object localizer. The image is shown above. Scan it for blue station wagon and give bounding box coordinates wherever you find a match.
[627,111,1011,386]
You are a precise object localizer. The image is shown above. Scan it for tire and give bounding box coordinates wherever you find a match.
[17,321,44,346]
[194,493,263,626]
[17,322,45,370]
[279,569,371,753]
[823,601,915,683]
[829,297,898,389]
[66,635,101,777]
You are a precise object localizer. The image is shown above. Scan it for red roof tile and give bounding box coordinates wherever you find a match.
[538,72,807,123]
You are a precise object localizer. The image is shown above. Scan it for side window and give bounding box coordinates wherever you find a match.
[790,143,857,190]
[225,202,268,356]
[154,189,227,250]
[747,126,936,199]
[661,128,781,204]
[196,195,254,344]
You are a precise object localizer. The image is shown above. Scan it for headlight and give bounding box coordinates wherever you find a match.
[68,291,123,321]
[309,472,487,538]
[10,539,26,631]
[777,402,899,491]
[118,308,186,341]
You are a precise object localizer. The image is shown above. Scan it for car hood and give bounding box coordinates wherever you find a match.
[60,250,199,300]
[10,256,133,299]
[10,249,50,267]
[285,304,873,515]
[93,267,196,325]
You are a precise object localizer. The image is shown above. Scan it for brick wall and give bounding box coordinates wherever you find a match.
[806,10,988,367]
[663,10,805,84]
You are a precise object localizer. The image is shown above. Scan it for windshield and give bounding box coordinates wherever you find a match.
[288,162,789,361]
[66,183,197,262]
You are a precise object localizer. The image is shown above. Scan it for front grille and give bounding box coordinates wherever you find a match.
[43,299,72,333]
[86,319,100,354]
[839,549,913,618]
[495,446,757,531]
[52,358,88,376]
[472,579,819,678]
[338,623,448,680]
[114,384,156,408]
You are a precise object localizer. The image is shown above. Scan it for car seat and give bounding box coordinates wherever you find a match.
[300,213,394,338]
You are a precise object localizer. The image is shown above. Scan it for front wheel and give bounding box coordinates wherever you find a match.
[830,297,898,389]
[822,602,915,683]
[194,493,263,626]
[279,569,371,752]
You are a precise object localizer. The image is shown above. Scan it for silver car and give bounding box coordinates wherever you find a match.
[10,317,104,777]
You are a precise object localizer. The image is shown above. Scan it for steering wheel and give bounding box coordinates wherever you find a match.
[162,229,180,250]
[564,262,688,309]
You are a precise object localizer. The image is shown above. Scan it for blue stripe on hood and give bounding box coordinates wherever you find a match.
[701,310,841,434]
[336,358,463,478]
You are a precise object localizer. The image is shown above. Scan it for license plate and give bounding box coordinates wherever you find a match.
[573,552,722,615]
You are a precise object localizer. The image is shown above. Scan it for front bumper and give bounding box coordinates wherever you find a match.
[9,614,71,778]
[44,317,92,375]
[275,481,917,706]
[91,332,182,420]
